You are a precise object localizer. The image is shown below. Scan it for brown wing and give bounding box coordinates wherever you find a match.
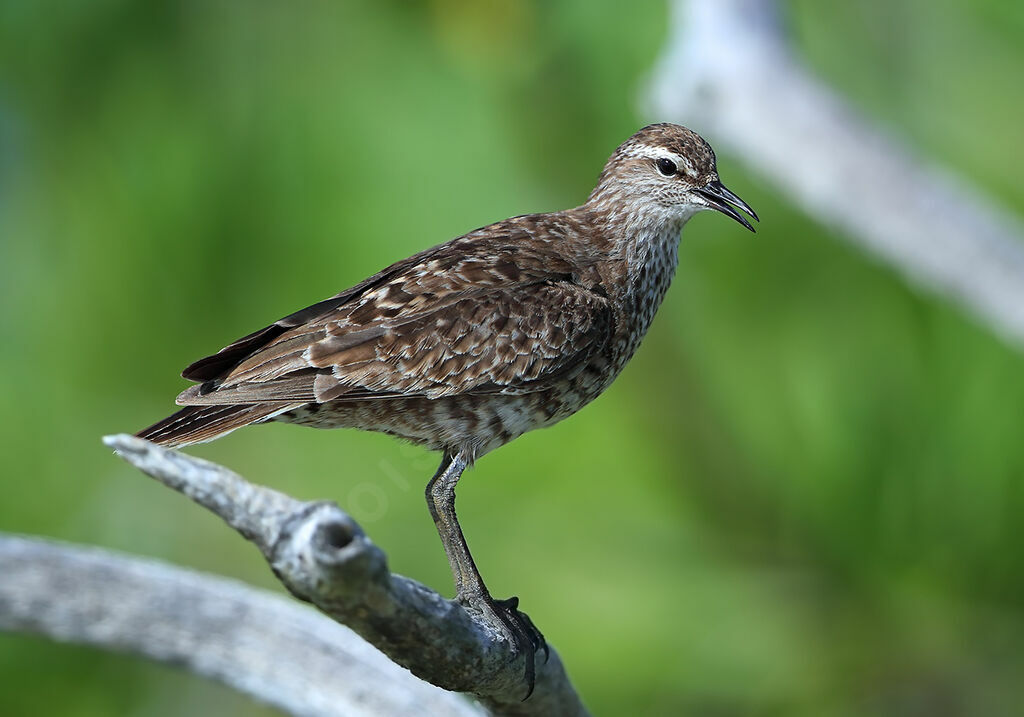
[176,220,613,406]
[180,242,456,382]
[178,282,611,405]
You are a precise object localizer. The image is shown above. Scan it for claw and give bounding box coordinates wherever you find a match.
[487,596,547,699]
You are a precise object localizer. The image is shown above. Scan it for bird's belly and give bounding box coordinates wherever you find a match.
[276,362,614,456]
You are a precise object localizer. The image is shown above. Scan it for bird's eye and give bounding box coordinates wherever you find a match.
[656,158,677,176]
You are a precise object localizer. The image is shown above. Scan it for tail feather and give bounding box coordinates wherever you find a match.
[135,403,299,448]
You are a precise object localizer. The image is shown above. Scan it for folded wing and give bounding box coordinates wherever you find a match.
[176,231,613,407]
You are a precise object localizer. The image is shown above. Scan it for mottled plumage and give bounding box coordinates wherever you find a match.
[136,123,758,693]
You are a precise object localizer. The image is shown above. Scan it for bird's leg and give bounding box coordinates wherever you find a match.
[426,452,547,697]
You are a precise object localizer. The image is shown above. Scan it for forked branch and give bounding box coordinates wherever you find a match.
[82,434,586,717]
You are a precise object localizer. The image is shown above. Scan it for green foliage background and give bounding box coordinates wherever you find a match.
[2,1,1023,714]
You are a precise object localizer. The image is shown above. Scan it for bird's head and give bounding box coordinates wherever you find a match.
[587,123,758,232]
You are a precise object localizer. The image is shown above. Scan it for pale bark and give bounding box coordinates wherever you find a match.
[0,534,482,717]
[0,435,587,717]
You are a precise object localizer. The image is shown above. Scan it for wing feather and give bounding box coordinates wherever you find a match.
[175,218,612,407]
[177,281,611,406]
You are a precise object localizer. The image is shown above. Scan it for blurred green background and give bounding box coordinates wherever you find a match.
[2,1,1024,715]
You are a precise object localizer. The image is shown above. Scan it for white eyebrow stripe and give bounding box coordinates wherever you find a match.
[628,145,698,178]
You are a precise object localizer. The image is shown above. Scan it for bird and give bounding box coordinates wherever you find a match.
[136,122,758,694]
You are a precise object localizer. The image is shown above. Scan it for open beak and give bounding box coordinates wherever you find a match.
[694,180,759,233]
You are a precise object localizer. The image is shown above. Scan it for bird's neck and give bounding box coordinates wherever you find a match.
[575,202,688,354]
[620,215,683,336]
[579,200,687,290]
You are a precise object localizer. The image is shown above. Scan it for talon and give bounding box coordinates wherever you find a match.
[488,595,546,699]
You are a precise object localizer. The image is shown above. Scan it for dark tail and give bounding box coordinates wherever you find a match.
[135,403,294,448]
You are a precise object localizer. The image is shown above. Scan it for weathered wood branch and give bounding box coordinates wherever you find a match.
[0,533,481,717]
[645,0,1024,346]
[2,435,588,716]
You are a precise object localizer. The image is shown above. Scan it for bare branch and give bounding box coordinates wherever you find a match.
[0,534,481,717]
[99,434,589,717]
[644,0,1024,346]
